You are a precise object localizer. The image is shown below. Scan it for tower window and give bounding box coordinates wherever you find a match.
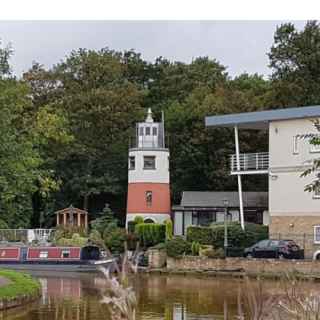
[139,127,144,136]
[146,127,151,136]
[152,127,157,136]
[129,156,135,170]
[144,156,156,169]
[146,191,152,206]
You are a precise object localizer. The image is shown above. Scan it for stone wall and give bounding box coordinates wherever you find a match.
[148,249,167,269]
[269,215,320,258]
[167,256,320,276]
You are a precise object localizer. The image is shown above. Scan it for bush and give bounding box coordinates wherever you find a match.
[191,241,200,256]
[55,233,88,246]
[103,227,127,254]
[135,223,166,247]
[166,237,191,258]
[201,247,225,259]
[0,219,8,229]
[89,229,104,247]
[187,222,268,254]
[151,242,166,250]
[165,219,173,241]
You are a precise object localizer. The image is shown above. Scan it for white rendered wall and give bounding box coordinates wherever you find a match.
[269,118,320,215]
[128,149,170,183]
[126,213,170,227]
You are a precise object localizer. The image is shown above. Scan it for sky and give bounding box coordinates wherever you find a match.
[0,21,307,78]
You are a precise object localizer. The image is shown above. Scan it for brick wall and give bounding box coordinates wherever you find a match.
[167,256,320,276]
[270,215,320,258]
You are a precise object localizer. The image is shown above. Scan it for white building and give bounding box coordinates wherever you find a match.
[205,106,320,258]
[126,109,171,226]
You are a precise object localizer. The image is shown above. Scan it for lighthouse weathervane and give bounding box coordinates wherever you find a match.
[126,108,171,226]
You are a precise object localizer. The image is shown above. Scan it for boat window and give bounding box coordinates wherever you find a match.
[61,250,70,258]
[39,251,48,259]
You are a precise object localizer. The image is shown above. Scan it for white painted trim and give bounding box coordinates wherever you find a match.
[231,170,269,175]
[126,213,170,228]
[314,226,320,244]
[313,250,320,260]
[293,135,299,155]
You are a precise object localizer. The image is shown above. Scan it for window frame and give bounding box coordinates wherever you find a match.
[314,226,320,244]
[152,127,157,136]
[293,135,299,154]
[61,250,70,258]
[39,251,48,259]
[145,190,153,207]
[313,184,320,199]
[145,127,151,136]
[143,156,156,170]
[129,156,135,170]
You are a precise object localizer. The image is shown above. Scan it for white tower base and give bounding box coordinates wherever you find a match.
[126,213,171,227]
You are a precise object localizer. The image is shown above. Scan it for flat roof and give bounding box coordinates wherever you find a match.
[205,105,320,129]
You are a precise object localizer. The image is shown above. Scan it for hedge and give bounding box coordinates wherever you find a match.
[166,237,191,258]
[135,223,166,247]
[187,222,268,253]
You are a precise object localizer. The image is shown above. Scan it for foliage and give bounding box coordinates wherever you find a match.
[55,233,88,246]
[165,236,191,258]
[135,223,166,248]
[90,204,118,235]
[54,225,87,240]
[88,229,104,247]
[0,220,8,229]
[165,219,173,241]
[127,216,144,234]
[187,223,268,252]
[151,242,166,250]
[301,120,320,193]
[200,246,225,259]
[103,227,127,253]
[191,241,200,256]
[0,269,40,300]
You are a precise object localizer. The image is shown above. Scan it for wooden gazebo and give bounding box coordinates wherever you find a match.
[55,205,88,229]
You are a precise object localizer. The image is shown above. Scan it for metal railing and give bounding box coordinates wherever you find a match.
[230,152,269,173]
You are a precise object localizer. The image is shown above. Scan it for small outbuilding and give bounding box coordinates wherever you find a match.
[172,191,269,236]
[55,205,88,229]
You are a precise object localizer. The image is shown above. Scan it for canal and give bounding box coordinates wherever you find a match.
[0,271,308,319]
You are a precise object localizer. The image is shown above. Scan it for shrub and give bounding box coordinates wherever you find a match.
[55,233,88,246]
[166,237,191,258]
[0,219,8,229]
[191,241,200,256]
[201,247,225,259]
[104,227,127,253]
[135,223,165,247]
[187,223,268,254]
[134,216,144,225]
[165,219,173,241]
[89,229,104,247]
[90,204,118,235]
[151,242,166,250]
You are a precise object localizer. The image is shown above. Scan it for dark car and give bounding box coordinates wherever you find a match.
[244,239,304,259]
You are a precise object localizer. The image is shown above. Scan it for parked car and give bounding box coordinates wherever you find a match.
[244,239,304,259]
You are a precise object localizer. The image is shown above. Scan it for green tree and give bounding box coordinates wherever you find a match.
[269,21,320,107]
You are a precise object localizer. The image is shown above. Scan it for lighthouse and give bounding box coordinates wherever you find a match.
[126,108,171,226]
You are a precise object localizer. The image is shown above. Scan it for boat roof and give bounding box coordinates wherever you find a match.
[205,105,320,130]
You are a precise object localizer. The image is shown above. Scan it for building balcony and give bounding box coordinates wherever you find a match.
[230,152,269,175]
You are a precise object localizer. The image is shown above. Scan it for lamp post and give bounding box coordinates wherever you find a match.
[223,199,229,258]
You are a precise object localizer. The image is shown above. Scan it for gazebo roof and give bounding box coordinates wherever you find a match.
[55,205,88,215]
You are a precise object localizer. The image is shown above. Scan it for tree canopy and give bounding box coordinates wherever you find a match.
[0,21,320,228]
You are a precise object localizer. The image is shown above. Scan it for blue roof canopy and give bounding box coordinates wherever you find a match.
[205,105,320,129]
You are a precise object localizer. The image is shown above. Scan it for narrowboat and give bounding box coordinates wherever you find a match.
[0,245,115,272]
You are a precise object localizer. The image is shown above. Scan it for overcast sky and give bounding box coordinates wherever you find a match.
[0,21,307,78]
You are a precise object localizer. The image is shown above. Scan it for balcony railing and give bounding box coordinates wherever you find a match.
[230,152,269,174]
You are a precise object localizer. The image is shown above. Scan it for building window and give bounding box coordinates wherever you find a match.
[314,184,320,199]
[192,212,198,225]
[146,191,152,206]
[61,250,70,258]
[310,141,320,153]
[139,127,144,136]
[293,136,299,154]
[39,251,48,259]
[198,212,216,226]
[146,127,151,136]
[143,156,156,169]
[129,156,135,170]
[152,127,157,136]
[314,226,320,244]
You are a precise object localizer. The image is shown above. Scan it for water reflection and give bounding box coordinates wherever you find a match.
[0,272,310,320]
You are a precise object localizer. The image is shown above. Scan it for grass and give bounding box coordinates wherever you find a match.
[0,269,40,300]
